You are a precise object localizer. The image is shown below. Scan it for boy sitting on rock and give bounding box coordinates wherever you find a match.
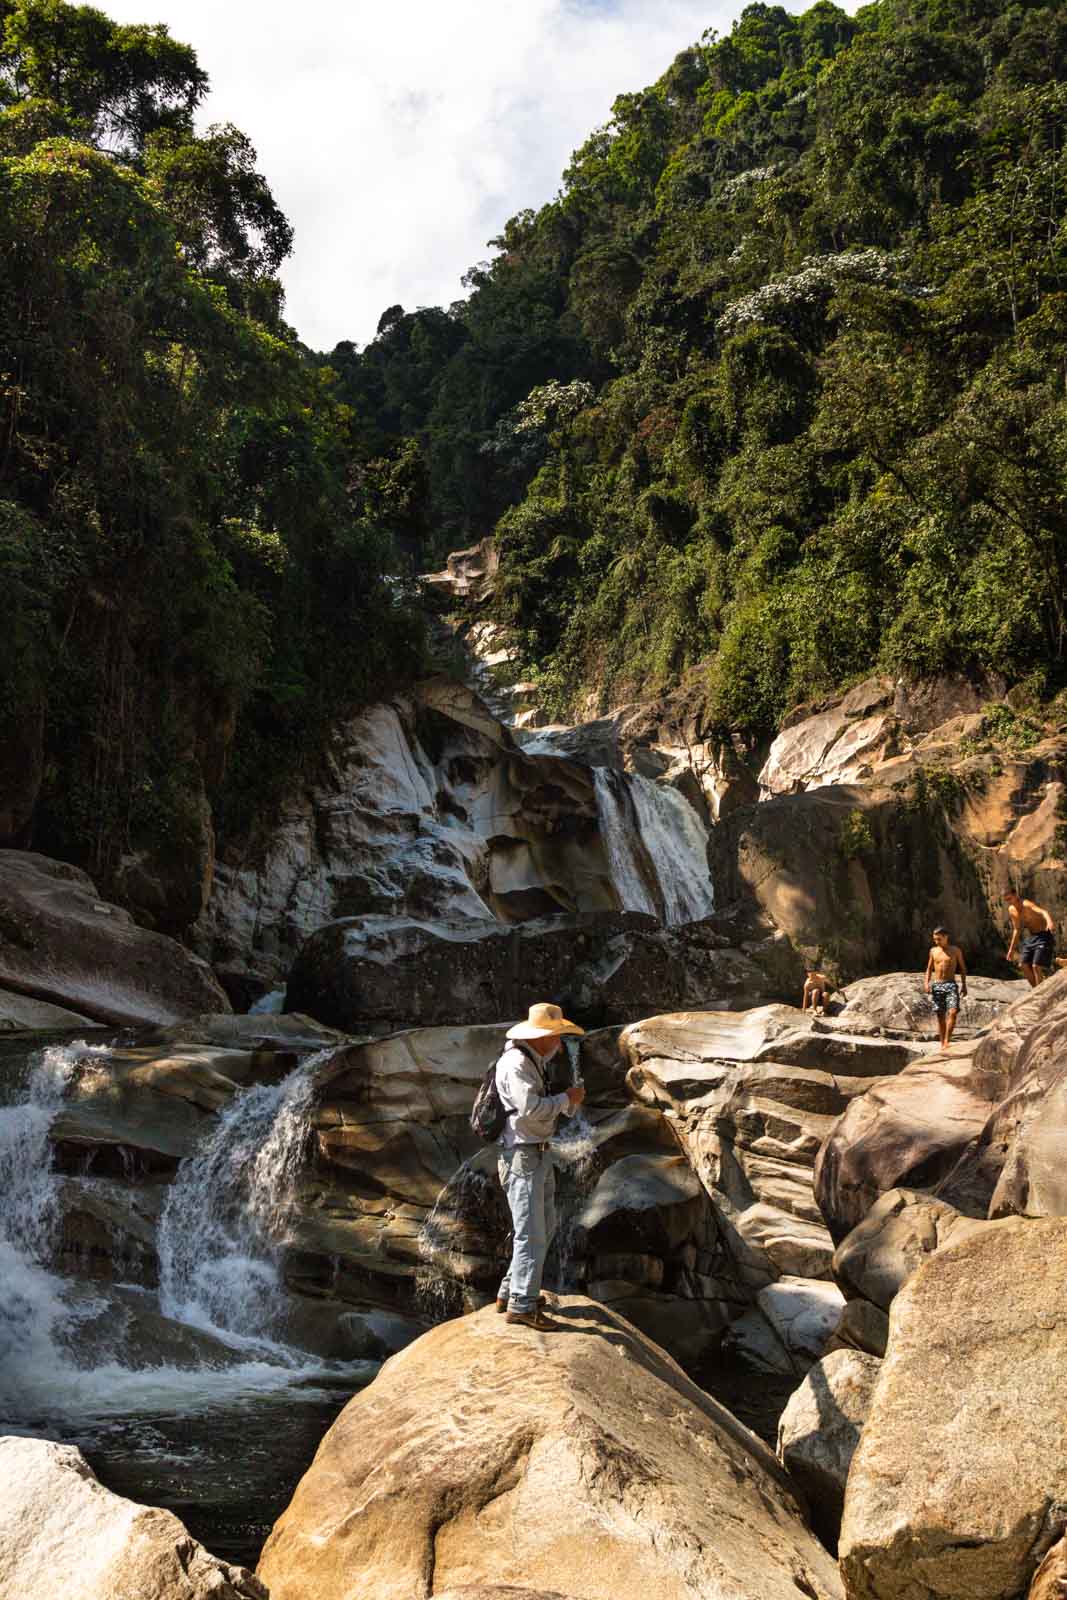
[924,927,968,1046]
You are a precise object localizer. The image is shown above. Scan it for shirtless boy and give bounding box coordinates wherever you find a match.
[924,928,968,1046]
[801,967,833,1016]
[1005,892,1057,986]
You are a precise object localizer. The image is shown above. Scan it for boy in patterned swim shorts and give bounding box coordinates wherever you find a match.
[924,927,968,1047]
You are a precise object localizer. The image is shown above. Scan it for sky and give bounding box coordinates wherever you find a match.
[102,0,751,352]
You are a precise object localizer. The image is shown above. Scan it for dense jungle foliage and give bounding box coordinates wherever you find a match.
[0,0,425,895]
[338,0,1067,729]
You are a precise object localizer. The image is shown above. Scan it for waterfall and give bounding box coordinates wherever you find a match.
[0,1041,109,1413]
[157,1051,328,1357]
[594,768,715,925]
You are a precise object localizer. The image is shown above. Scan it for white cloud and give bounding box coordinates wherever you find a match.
[101,0,757,350]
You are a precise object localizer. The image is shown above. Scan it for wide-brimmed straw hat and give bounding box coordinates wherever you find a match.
[506,1002,585,1040]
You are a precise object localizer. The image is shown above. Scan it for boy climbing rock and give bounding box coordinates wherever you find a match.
[801,966,834,1017]
[924,927,968,1047]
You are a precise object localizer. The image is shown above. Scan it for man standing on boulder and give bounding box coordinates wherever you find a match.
[495,1003,586,1331]
[924,927,968,1047]
[1005,891,1057,986]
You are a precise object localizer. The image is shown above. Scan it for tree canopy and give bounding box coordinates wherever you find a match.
[0,0,424,900]
[335,0,1067,730]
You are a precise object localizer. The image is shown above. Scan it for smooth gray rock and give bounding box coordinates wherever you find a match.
[778,1348,882,1546]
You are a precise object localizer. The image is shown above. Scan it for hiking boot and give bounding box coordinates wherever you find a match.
[496,1294,547,1314]
[504,1308,557,1331]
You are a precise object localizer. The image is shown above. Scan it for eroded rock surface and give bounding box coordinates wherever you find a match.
[0,1436,265,1600]
[258,1297,844,1600]
[839,1217,1067,1600]
[622,1008,924,1294]
[0,851,229,1025]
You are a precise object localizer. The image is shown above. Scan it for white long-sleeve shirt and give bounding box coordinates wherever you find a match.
[495,1045,576,1147]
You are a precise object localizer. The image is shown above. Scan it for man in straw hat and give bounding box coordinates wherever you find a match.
[495,1002,587,1330]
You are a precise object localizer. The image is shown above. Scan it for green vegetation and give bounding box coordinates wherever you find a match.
[337,0,1067,728]
[0,0,425,890]
[839,808,875,858]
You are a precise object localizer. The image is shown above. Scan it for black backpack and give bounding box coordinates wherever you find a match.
[470,1042,545,1143]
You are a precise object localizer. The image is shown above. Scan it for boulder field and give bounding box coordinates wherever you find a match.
[257,1297,844,1600]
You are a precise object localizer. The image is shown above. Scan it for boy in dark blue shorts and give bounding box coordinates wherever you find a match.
[1005,892,1057,987]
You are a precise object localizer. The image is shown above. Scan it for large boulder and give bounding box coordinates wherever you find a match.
[0,851,229,1025]
[287,911,785,1032]
[777,1347,882,1547]
[830,1187,984,1311]
[939,970,1067,1220]
[816,974,1067,1240]
[839,1217,1067,1600]
[814,1040,1003,1243]
[258,1298,843,1600]
[0,1435,264,1600]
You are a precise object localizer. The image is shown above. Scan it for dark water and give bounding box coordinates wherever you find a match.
[37,1383,359,1568]
[695,1353,797,1448]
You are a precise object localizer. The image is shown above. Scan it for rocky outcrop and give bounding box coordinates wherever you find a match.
[815,974,1067,1241]
[0,851,229,1025]
[777,1348,882,1547]
[258,1297,843,1600]
[52,1012,344,1166]
[835,972,1027,1039]
[0,1436,265,1600]
[0,986,97,1030]
[622,1008,925,1294]
[714,677,1067,980]
[839,1217,1067,1600]
[287,910,791,1032]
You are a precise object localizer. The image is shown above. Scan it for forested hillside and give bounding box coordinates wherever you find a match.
[0,0,424,918]
[337,0,1067,731]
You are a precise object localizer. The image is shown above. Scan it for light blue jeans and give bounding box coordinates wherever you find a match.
[497,1145,557,1314]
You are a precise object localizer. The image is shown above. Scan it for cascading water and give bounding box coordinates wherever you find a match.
[0,1041,106,1414]
[158,1050,328,1357]
[594,767,715,925]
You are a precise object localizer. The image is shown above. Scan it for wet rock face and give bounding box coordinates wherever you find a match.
[0,850,229,1026]
[839,1217,1067,1600]
[0,1436,265,1600]
[196,679,626,990]
[257,1297,844,1600]
[286,910,787,1032]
